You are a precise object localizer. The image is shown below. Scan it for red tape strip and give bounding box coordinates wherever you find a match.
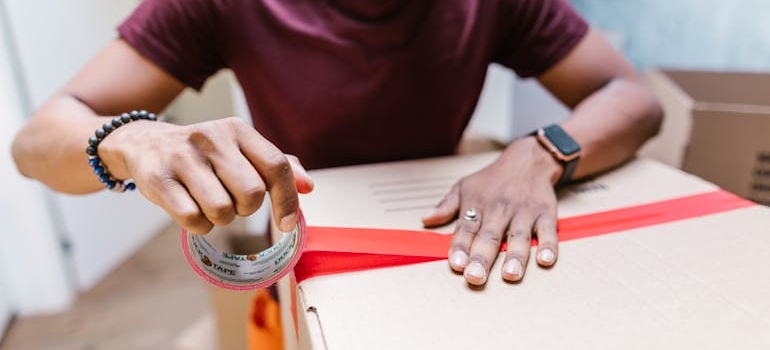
[293,190,754,283]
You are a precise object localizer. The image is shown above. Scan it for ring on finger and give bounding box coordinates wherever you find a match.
[462,208,479,222]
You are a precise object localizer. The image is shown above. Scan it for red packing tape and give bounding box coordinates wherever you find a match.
[182,190,754,289]
[293,190,755,283]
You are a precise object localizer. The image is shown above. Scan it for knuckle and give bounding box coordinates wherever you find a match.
[236,184,266,212]
[264,153,291,174]
[236,205,260,217]
[476,229,503,245]
[532,204,553,215]
[147,172,179,192]
[456,220,480,234]
[508,229,531,240]
[206,200,236,225]
[176,210,209,231]
[453,227,475,241]
[277,195,299,214]
[167,151,197,170]
[536,216,558,235]
[493,197,511,210]
[242,181,267,196]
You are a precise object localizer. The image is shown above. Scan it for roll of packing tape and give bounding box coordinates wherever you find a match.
[180,211,307,290]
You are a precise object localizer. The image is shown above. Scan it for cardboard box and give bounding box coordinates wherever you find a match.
[280,152,770,349]
[640,69,770,205]
[178,135,505,350]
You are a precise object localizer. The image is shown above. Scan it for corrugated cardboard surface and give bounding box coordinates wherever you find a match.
[639,69,770,205]
[282,153,770,349]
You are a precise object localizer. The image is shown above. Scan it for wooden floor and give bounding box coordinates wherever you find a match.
[0,222,211,350]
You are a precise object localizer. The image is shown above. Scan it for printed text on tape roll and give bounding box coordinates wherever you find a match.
[180,211,307,290]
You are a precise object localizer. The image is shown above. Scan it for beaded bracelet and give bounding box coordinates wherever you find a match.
[85,110,157,192]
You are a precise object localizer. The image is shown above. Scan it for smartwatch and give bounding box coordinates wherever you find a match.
[532,124,581,186]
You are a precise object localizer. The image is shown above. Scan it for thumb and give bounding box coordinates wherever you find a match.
[287,155,314,194]
[422,184,460,227]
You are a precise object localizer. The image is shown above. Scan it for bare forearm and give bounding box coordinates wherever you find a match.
[11,94,117,194]
[562,77,663,180]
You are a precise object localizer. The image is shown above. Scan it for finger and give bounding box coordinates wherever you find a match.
[422,184,460,227]
[237,130,299,232]
[287,155,314,194]
[534,213,559,267]
[502,213,534,282]
[447,205,480,273]
[142,177,214,234]
[209,152,267,217]
[465,207,508,286]
[176,159,237,227]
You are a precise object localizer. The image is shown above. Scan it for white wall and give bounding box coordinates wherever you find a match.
[0,0,74,316]
[468,64,569,143]
[2,0,169,303]
[1,0,245,303]
[0,285,9,340]
[4,0,140,107]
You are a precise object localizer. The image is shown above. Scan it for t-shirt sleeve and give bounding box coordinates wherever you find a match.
[118,0,225,90]
[496,0,589,78]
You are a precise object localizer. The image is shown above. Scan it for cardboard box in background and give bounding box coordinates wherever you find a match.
[640,69,770,205]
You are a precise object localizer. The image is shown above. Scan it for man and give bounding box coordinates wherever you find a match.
[12,0,661,288]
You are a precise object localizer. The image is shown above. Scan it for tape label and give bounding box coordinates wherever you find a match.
[184,223,301,287]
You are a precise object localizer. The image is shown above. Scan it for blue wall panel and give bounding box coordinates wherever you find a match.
[571,0,770,71]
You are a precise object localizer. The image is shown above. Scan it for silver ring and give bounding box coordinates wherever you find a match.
[462,208,479,222]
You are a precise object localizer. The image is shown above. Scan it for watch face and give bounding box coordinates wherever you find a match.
[542,125,581,156]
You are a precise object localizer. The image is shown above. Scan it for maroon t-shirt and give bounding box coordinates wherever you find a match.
[118,0,588,169]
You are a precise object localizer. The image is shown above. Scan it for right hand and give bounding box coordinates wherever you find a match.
[97,117,314,234]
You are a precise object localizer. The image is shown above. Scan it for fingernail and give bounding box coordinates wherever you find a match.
[301,172,314,187]
[464,261,486,281]
[503,259,523,278]
[297,179,314,193]
[279,212,297,232]
[539,249,555,264]
[451,250,468,268]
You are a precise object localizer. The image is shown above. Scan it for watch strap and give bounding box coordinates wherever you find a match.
[530,124,581,186]
[557,155,578,186]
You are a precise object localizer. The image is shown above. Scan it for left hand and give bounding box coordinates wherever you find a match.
[422,136,563,285]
